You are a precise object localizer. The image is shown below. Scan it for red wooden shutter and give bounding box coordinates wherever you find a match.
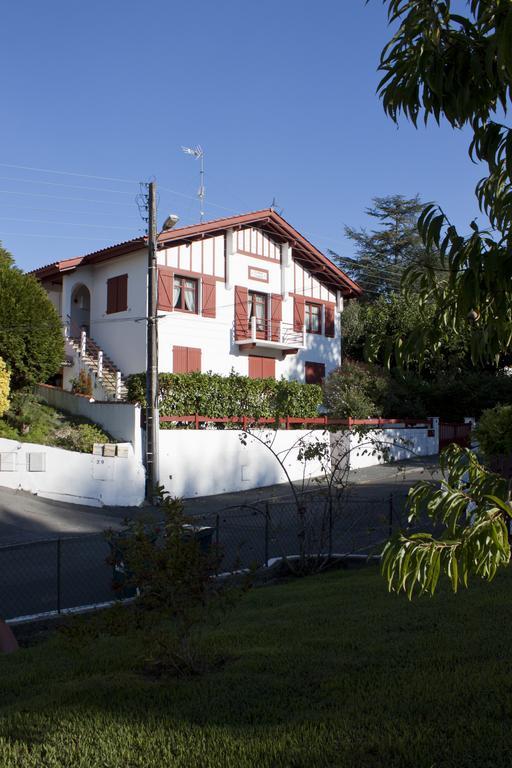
[261,357,276,378]
[293,296,305,332]
[202,276,216,318]
[270,294,282,342]
[158,268,173,311]
[187,347,202,372]
[248,356,275,379]
[117,274,128,312]
[106,277,116,314]
[106,274,128,314]
[305,362,325,384]
[234,286,248,340]
[324,302,335,337]
[173,346,187,373]
[173,346,201,373]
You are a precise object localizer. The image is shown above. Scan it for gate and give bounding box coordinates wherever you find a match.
[439,422,472,451]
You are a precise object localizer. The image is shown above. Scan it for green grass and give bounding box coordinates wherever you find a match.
[0,402,112,452]
[2,566,512,767]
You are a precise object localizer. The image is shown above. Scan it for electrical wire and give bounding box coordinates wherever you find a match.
[0,188,136,207]
[0,176,135,195]
[0,216,140,231]
[0,162,140,184]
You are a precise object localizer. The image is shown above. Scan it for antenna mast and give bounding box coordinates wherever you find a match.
[181,145,205,222]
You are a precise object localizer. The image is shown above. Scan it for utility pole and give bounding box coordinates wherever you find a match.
[145,181,159,502]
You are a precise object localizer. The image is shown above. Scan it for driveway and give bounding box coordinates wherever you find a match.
[0,455,440,546]
[1,456,441,622]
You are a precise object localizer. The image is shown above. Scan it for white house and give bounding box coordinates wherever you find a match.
[32,209,361,400]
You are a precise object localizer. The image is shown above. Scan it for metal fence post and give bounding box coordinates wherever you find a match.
[215,514,220,574]
[264,502,270,568]
[56,538,62,614]
[388,493,393,538]
[328,496,333,558]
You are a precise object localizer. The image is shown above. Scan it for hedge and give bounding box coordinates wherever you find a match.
[126,371,323,420]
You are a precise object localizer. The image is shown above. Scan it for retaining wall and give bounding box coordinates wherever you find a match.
[0,437,145,507]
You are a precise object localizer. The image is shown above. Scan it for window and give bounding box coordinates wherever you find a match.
[248,291,267,335]
[305,302,322,334]
[173,276,198,313]
[305,361,325,385]
[106,274,128,314]
[173,346,201,373]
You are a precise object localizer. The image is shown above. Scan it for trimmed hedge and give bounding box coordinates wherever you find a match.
[126,371,323,420]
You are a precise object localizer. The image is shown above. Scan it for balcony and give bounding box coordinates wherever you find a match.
[235,318,305,358]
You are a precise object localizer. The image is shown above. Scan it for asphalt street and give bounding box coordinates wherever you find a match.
[0,456,440,622]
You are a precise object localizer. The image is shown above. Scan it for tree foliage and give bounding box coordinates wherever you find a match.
[0,245,64,390]
[382,445,511,598]
[377,0,512,363]
[342,292,471,374]
[0,357,10,417]
[332,195,435,297]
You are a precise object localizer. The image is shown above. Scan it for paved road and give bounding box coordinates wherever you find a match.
[1,457,440,621]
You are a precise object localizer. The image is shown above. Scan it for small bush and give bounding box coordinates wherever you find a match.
[323,361,386,419]
[474,405,512,458]
[53,422,110,453]
[71,370,93,397]
[0,356,10,417]
[105,492,252,676]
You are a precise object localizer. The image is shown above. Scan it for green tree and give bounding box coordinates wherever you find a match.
[342,292,471,374]
[0,244,64,390]
[331,195,434,297]
[377,0,512,364]
[374,0,512,595]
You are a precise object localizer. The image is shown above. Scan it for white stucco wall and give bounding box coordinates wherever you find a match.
[0,438,145,507]
[36,385,143,455]
[158,428,331,497]
[334,420,440,471]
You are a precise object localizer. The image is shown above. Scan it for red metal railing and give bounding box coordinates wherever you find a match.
[159,415,433,430]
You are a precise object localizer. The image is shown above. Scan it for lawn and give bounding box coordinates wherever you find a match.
[1,565,512,768]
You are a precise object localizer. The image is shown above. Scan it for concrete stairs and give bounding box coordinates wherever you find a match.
[68,333,128,401]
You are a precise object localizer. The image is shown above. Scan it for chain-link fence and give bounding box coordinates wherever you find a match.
[1,491,414,622]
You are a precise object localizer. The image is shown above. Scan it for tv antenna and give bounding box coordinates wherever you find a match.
[181,145,205,222]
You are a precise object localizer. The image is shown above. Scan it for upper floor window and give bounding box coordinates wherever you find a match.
[248,291,267,333]
[305,302,322,334]
[174,276,197,313]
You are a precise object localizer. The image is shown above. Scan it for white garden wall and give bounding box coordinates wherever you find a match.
[336,419,440,471]
[36,385,143,456]
[158,429,330,498]
[0,437,145,507]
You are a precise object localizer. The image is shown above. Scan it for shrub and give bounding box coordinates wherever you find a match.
[474,405,512,458]
[53,422,110,453]
[0,357,10,417]
[323,361,386,419]
[105,492,251,675]
[71,370,93,396]
[126,371,323,420]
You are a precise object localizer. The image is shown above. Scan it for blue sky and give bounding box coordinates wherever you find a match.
[0,0,482,273]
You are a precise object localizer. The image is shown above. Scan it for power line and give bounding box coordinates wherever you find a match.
[0,162,139,184]
[0,216,140,231]
[0,175,135,195]
[0,188,136,207]
[0,231,115,241]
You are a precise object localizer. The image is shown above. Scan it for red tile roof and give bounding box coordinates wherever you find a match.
[30,209,361,296]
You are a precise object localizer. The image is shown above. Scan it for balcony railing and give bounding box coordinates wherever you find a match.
[238,318,306,348]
